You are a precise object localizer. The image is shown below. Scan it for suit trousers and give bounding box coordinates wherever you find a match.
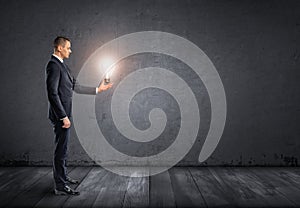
[52,120,70,189]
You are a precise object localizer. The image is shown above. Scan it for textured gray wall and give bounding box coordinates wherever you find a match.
[0,0,299,166]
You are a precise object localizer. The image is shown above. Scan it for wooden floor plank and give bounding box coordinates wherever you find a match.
[122,168,149,208]
[0,167,32,190]
[0,167,51,207]
[0,167,300,208]
[230,167,296,207]
[63,167,108,208]
[189,167,234,207]
[169,167,206,208]
[92,171,129,208]
[287,167,300,178]
[209,167,271,207]
[149,169,176,208]
[34,166,91,208]
[269,168,300,190]
[6,168,53,207]
[250,167,300,206]
[0,167,20,182]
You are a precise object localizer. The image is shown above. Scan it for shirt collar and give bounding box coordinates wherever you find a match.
[52,54,64,63]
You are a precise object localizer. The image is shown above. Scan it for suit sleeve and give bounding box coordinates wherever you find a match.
[73,77,97,95]
[46,61,67,119]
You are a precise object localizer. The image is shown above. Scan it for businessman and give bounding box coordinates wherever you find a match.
[46,36,112,195]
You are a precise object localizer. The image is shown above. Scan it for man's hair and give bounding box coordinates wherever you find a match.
[53,36,70,50]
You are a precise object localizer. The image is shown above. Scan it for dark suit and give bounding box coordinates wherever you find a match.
[46,55,96,189]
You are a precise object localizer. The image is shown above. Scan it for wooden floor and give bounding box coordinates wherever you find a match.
[0,167,300,208]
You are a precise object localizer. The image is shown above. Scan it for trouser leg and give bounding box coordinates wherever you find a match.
[52,120,70,190]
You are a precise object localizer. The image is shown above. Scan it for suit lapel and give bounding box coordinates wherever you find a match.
[51,55,73,82]
[62,63,73,81]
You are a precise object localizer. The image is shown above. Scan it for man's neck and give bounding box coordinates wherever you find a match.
[53,53,64,63]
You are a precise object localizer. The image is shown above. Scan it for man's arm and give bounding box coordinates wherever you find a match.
[73,80,97,95]
[73,78,112,94]
[46,61,67,119]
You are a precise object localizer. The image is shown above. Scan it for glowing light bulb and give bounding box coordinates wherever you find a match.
[104,69,112,84]
[100,56,114,84]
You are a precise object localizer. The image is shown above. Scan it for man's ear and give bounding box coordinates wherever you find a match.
[57,45,62,52]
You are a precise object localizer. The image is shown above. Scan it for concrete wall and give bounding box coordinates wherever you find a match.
[0,0,299,166]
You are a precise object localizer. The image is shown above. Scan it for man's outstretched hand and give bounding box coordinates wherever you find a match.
[97,81,113,93]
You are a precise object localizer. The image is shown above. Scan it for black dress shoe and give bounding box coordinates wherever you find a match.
[54,185,80,195]
[66,176,79,184]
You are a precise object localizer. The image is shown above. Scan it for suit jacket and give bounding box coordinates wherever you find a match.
[46,55,96,122]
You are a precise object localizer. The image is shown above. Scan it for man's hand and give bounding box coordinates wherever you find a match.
[97,81,113,93]
[62,117,71,128]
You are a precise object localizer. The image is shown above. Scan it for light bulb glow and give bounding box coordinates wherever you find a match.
[101,56,114,69]
[100,56,116,84]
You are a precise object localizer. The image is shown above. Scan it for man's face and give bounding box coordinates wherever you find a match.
[59,41,72,59]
